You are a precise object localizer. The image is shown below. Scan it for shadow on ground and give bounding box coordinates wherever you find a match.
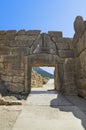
[31,89,57,94]
[50,93,86,129]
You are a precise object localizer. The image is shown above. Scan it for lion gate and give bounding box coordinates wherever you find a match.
[0,29,78,95]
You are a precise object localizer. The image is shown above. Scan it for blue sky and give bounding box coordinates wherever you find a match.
[0,0,86,37]
[0,0,86,74]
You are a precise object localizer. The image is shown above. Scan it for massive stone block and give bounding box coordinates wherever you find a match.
[4,82,25,93]
[48,31,62,38]
[12,76,25,84]
[56,42,69,50]
[58,50,74,58]
[11,47,30,55]
[26,30,41,36]
[0,47,10,55]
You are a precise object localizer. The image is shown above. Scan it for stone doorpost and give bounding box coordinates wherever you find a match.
[25,57,32,93]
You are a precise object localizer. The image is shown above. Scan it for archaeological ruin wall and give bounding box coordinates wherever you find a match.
[72,16,86,98]
[1,16,86,96]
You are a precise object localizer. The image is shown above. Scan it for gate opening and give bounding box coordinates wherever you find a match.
[31,66,59,91]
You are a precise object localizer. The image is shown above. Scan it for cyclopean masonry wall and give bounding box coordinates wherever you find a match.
[1,16,86,96]
[72,16,86,98]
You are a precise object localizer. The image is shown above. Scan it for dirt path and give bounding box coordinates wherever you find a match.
[12,79,86,130]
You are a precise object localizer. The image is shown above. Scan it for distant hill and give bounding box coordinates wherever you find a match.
[32,67,54,79]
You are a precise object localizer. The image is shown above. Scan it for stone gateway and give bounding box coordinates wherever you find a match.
[0,16,86,97]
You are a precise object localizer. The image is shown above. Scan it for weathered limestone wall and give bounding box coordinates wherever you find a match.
[72,16,86,97]
[0,30,40,93]
[0,29,77,95]
[49,32,77,95]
